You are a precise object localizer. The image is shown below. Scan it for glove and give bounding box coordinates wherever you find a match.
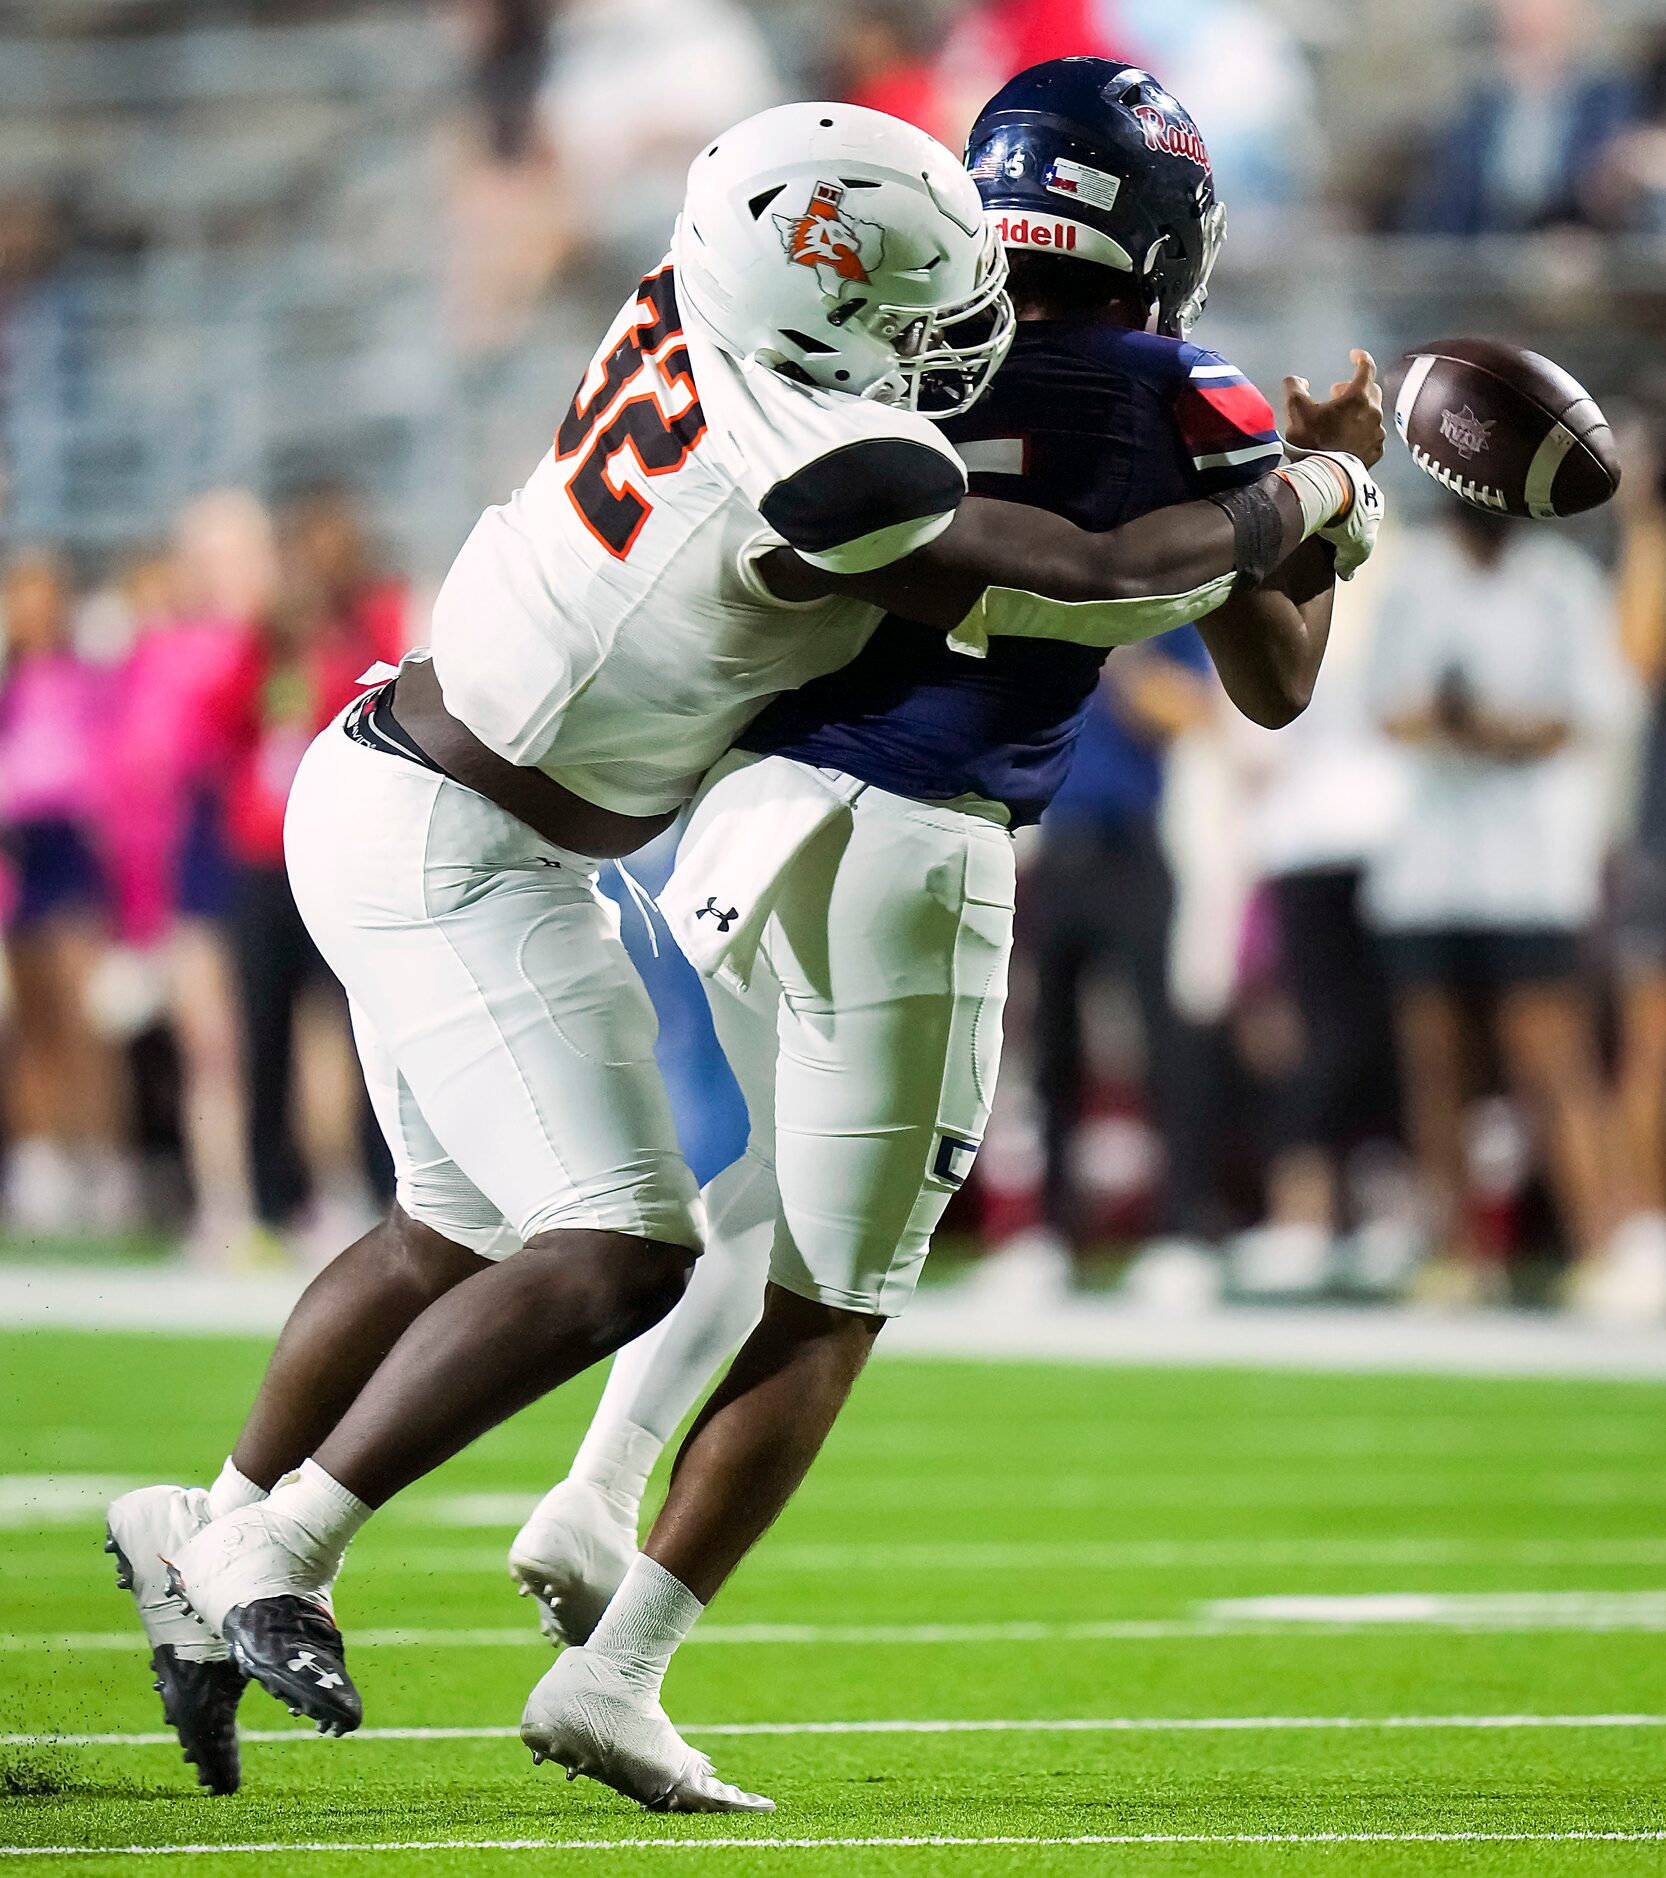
[1315,458,1383,580]
[1278,447,1384,581]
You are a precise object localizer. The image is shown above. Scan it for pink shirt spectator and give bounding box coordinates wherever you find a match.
[99,617,251,945]
[0,651,108,827]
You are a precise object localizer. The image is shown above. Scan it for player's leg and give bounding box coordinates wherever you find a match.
[509,1150,778,1645]
[1495,962,1616,1268]
[104,1203,485,1793]
[524,790,1014,1809]
[1385,944,1474,1282]
[508,963,786,1646]
[163,725,701,1734]
[103,993,496,1793]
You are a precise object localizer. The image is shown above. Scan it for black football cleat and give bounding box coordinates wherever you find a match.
[147,1644,250,1796]
[104,1490,249,1795]
[221,1596,363,1736]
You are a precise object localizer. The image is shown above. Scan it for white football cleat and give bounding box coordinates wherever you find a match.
[508,1478,639,1648]
[1569,1214,1666,1322]
[167,1500,361,1736]
[521,1646,774,1813]
[1120,1237,1220,1316]
[967,1228,1074,1308]
[1228,1222,1334,1299]
[106,1485,248,1794]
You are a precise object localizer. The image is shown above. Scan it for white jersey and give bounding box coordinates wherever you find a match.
[430,260,968,816]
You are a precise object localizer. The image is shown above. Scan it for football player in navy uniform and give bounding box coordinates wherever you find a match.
[511,61,1385,1806]
[107,86,1378,1810]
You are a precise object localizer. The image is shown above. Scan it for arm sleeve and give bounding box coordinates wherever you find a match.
[723,355,967,574]
[758,435,967,574]
[1172,347,1285,493]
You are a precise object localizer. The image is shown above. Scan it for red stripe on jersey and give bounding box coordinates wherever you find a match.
[1175,378,1280,450]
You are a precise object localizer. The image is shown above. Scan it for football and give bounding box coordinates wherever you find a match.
[1394,337,1621,519]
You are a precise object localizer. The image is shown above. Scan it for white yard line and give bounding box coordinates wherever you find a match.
[385,1535,1666,1574]
[402,1474,1666,1525]
[26,1535,1666,1577]
[9,1713,1666,1750]
[5,1830,1666,1858]
[18,1592,1666,1655]
[1204,1591,1666,1627]
[13,1475,1666,1536]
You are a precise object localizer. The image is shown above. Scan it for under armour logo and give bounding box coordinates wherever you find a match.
[695,896,738,933]
[289,1649,345,1689]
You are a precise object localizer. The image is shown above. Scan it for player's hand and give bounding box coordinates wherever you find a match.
[1283,351,1385,468]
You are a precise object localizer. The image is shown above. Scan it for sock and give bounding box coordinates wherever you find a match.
[559,1154,776,1524]
[589,1153,778,1446]
[261,1458,372,1573]
[587,1554,703,1699]
[207,1458,266,1521]
[568,1418,663,1523]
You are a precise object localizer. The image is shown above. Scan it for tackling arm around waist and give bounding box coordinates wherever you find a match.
[388,660,677,860]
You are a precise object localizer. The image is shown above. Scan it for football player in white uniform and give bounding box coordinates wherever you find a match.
[105,100,1374,1809]
[504,67,1385,1813]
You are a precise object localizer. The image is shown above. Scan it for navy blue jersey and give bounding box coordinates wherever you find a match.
[742,317,1281,826]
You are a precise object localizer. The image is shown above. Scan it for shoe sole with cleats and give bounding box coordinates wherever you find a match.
[165,1569,363,1737]
[105,1527,247,1794]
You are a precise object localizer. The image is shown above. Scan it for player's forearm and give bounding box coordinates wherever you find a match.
[1198,540,1336,729]
[803,476,1309,632]
[946,479,1310,612]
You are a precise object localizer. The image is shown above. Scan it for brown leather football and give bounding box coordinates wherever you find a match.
[1394,338,1620,519]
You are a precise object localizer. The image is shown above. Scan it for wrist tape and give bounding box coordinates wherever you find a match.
[1274,454,1355,535]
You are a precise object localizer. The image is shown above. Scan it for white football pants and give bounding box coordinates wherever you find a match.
[568,762,1015,1491]
[284,716,701,1256]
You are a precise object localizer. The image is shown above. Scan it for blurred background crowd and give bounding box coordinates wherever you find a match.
[4,0,1666,1319]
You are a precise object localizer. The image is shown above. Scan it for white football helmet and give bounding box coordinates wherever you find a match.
[673,102,1014,418]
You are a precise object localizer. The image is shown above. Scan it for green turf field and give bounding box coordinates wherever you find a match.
[3,1329,1666,1874]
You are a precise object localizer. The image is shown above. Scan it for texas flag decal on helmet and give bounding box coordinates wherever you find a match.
[774,181,884,299]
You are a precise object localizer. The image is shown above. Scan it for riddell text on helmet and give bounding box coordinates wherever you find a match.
[991,214,1080,252]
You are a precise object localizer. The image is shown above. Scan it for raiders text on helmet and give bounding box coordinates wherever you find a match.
[967,59,1227,338]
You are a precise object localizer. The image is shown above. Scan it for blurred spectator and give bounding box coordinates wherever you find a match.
[939,0,1315,224]
[0,552,131,1236]
[103,491,278,1264]
[1607,416,1666,1318]
[1590,29,1666,235]
[1229,597,1411,1299]
[1114,0,1317,225]
[537,0,779,285]
[442,1,570,358]
[1365,497,1630,1305]
[458,0,552,162]
[826,4,956,145]
[939,0,1118,139]
[980,632,1217,1303]
[1403,0,1635,235]
[216,485,405,1258]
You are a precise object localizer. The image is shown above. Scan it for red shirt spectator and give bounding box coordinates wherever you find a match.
[217,581,407,868]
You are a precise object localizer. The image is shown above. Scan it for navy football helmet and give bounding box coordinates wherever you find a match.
[966,58,1226,338]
